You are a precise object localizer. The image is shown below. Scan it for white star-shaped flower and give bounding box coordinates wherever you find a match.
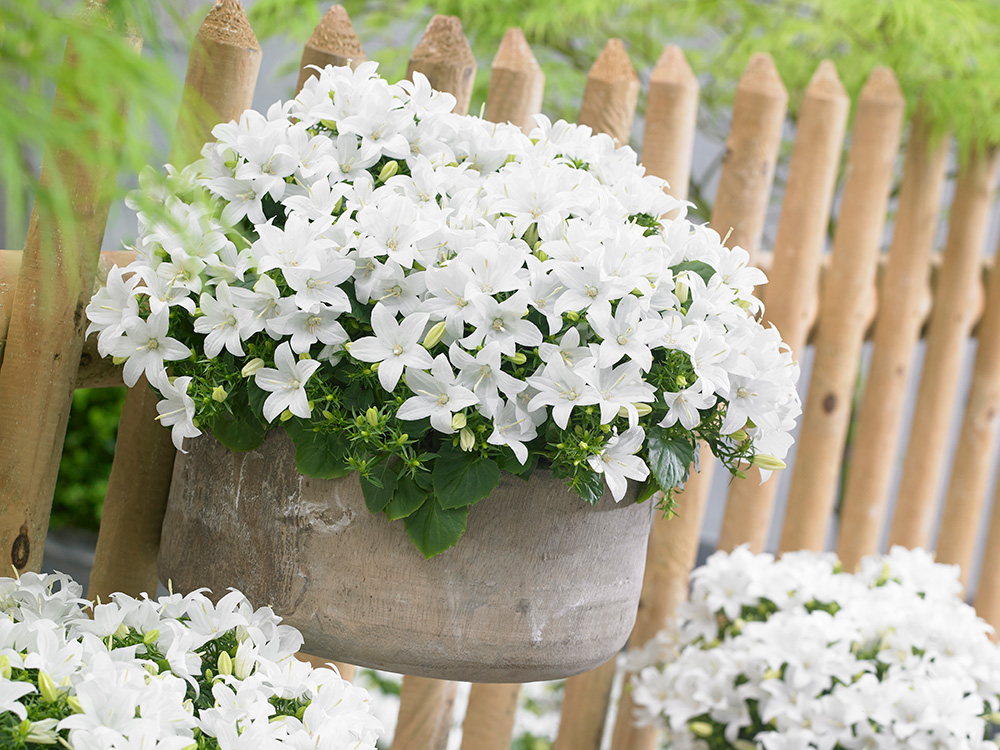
[104,310,191,389]
[396,355,477,434]
[253,342,322,422]
[348,305,432,392]
[587,426,649,501]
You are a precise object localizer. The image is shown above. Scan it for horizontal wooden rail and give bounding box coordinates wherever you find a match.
[0,247,987,390]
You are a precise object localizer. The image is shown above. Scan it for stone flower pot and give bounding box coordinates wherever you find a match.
[159,430,655,682]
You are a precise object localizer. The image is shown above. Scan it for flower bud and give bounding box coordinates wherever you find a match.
[322,410,335,420]
[0,655,10,679]
[727,429,748,442]
[751,454,786,471]
[38,671,59,703]
[634,403,653,417]
[675,280,689,305]
[378,160,399,182]
[67,696,83,714]
[280,409,294,422]
[298,352,312,361]
[217,651,233,677]
[241,358,265,377]
[422,321,447,349]
[689,721,714,738]
[734,740,757,750]
[509,352,527,365]
[211,386,228,403]
[366,407,379,426]
[112,356,127,366]
[451,412,467,430]
[143,629,160,645]
[565,310,580,322]
[460,428,475,452]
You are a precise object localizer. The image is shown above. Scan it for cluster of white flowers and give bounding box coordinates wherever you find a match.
[0,572,382,749]
[629,546,1000,750]
[86,61,799,510]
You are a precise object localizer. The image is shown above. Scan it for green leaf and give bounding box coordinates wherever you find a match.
[246,381,269,421]
[404,496,470,558]
[573,468,607,505]
[384,475,428,521]
[637,478,660,503]
[497,451,538,480]
[211,388,267,452]
[360,463,399,514]
[432,448,500,509]
[286,423,350,479]
[670,260,716,284]
[646,427,695,492]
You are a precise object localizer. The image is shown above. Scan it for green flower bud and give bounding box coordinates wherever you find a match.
[675,280,689,305]
[451,412,467,430]
[280,409,294,422]
[298,352,312,361]
[112,356,127,366]
[565,310,580,322]
[67,696,84,713]
[422,320,447,349]
[734,740,757,750]
[37,671,59,703]
[751,454,786,471]
[0,655,10,679]
[241,358,265,377]
[378,160,399,182]
[728,429,749,441]
[143,629,160,645]
[689,721,714,738]
[211,386,228,403]
[217,651,233,677]
[322,410,335,420]
[510,352,527,365]
[460,427,475,452]
[634,403,653,417]
[366,407,379,426]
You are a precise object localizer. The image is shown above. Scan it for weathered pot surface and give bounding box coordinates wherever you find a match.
[159,430,655,682]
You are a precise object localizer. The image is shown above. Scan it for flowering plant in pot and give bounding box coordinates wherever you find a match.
[86,62,800,558]
[0,571,382,749]
[628,546,1000,750]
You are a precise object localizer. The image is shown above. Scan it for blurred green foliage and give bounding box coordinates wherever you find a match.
[51,388,126,530]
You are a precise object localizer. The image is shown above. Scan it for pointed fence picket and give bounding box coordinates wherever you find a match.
[4,3,1000,749]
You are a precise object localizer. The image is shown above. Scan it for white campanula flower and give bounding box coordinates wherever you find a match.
[349,305,432,392]
[254,342,322,422]
[104,310,191,390]
[630,547,1000,750]
[586,426,649,501]
[397,354,477,433]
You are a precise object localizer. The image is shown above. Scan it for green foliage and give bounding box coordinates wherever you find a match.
[0,0,193,248]
[51,387,125,530]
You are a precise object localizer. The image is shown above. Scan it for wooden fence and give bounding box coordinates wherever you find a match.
[2,2,1000,748]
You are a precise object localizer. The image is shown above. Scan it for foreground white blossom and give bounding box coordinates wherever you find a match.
[0,572,383,749]
[629,547,1000,750]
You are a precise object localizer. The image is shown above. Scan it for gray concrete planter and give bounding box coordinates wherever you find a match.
[159,430,655,682]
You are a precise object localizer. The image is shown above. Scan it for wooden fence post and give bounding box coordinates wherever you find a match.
[577,39,639,146]
[609,45,701,750]
[553,39,644,750]
[394,676,458,750]
[779,68,905,553]
[295,4,366,94]
[889,145,1000,550]
[974,477,1000,636]
[935,246,1000,585]
[718,59,848,553]
[484,28,544,133]
[406,15,477,116]
[0,5,140,574]
[836,109,950,569]
[458,25,546,750]
[88,0,262,602]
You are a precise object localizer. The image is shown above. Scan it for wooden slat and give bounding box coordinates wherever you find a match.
[934,224,1000,586]
[406,15,476,116]
[88,0,262,602]
[889,146,1000,549]
[718,59,848,552]
[0,5,140,574]
[577,39,640,147]
[0,249,21,366]
[393,676,457,750]
[778,68,905,553]
[610,46,701,750]
[974,480,1000,637]
[553,658,618,750]
[458,684,520,750]
[295,4,365,94]
[640,45,699,201]
[484,28,544,133]
[836,109,950,569]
